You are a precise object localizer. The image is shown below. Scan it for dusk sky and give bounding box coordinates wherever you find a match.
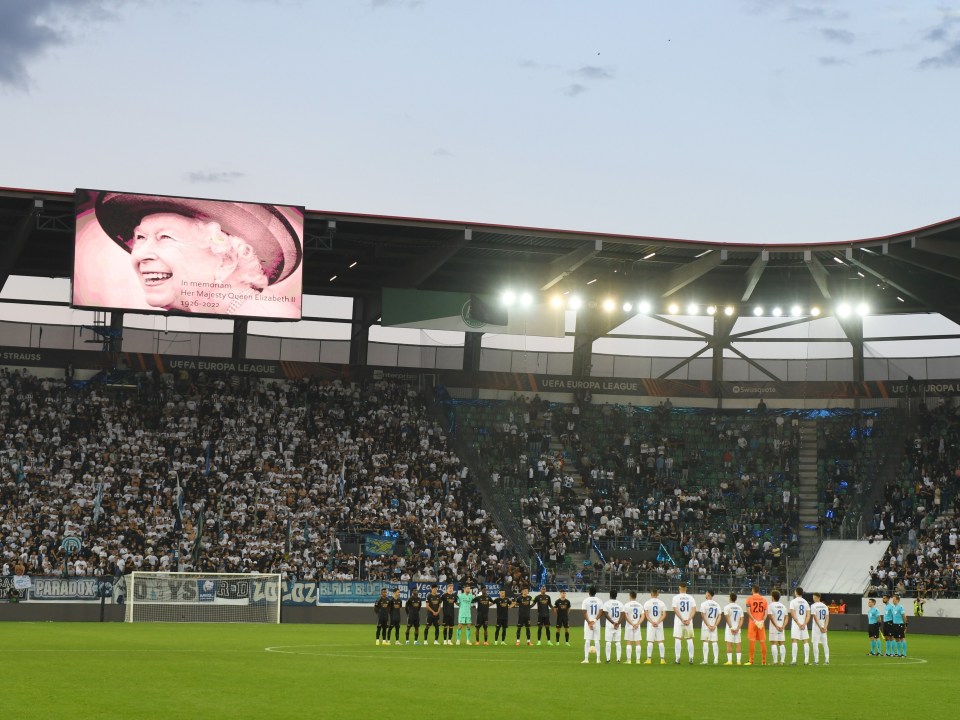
[2,0,959,245]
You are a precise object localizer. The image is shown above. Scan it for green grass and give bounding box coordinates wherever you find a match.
[2,623,952,719]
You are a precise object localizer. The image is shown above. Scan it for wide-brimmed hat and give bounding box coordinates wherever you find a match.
[95,192,302,284]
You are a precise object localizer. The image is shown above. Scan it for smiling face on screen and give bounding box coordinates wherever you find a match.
[128,213,233,311]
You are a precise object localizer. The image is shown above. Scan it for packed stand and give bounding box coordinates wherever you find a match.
[0,368,522,587]
[868,401,960,597]
[454,396,803,590]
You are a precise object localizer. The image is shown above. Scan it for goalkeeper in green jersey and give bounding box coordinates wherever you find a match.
[456,584,476,645]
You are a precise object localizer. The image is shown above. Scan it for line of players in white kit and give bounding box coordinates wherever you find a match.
[580,582,831,666]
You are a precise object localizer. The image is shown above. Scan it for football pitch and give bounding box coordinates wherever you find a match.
[3,623,951,719]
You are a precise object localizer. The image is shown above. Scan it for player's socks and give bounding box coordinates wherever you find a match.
[686,639,694,661]
[803,644,810,664]
[702,642,709,660]
[658,642,665,659]
[674,639,681,659]
[791,643,798,663]
[466,629,471,643]
[584,640,591,661]
[615,643,622,662]
[812,645,819,663]
[901,639,907,656]
[886,640,892,655]
[626,645,633,662]
[823,639,830,663]
[736,652,741,664]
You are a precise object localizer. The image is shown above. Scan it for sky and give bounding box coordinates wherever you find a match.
[1,0,959,245]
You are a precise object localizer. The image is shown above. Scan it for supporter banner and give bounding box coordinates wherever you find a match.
[29,577,113,601]
[363,535,398,557]
[316,582,411,604]
[13,576,32,591]
[315,582,503,604]
[282,580,318,607]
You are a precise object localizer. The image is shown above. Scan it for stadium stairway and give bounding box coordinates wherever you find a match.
[797,419,820,553]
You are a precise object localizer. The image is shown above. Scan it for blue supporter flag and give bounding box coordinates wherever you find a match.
[363,535,398,557]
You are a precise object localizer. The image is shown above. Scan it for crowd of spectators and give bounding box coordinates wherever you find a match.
[458,396,803,589]
[0,367,523,588]
[867,401,960,597]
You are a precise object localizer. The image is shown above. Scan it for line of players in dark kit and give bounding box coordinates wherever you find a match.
[374,584,573,646]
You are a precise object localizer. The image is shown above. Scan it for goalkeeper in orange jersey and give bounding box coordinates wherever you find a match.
[745,585,769,665]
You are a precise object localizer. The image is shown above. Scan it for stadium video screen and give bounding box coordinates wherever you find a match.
[72,189,304,320]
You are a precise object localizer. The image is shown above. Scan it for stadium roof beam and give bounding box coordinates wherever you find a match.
[540,239,601,291]
[741,251,768,302]
[886,244,960,282]
[803,251,832,300]
[657,344,710,380]
[0,200,40,293]
[384,228,472,288]
[659,249,725,298]
[730,315,824,340]
[845,249,943,311]
[726,345,783,382]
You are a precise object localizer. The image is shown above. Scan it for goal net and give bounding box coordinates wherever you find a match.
[124,572,282,623]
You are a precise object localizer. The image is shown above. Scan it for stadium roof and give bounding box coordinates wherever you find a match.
[2,185,960,322]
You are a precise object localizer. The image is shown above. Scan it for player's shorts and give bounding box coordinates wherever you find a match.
[604,626,621,642]
[624,625,642,643]
[747,621,767,641]
[556,614,570,628]
[536,615,552,627]
[673,623,695,639]
[646,624,665,642]
[496,617,509,628]
[811,627,827,643]
[407,616,420,627]
[880,621,889,636]
[377,616,390,627]
[891,623,905,639]
[391,615,401,626]
[425,614,440,626]
[475,617,488,628]
[790,624,809,641]
[583,620,600,642]
[516,617,531,628]
[768,628,786,642]
[700,627,718,643]
[867,622,879,639]
[724,628,742,644]
[458,614,472,625]
[443,614,457,626]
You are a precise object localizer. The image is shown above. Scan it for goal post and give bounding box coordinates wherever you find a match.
[124,572,282,623]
